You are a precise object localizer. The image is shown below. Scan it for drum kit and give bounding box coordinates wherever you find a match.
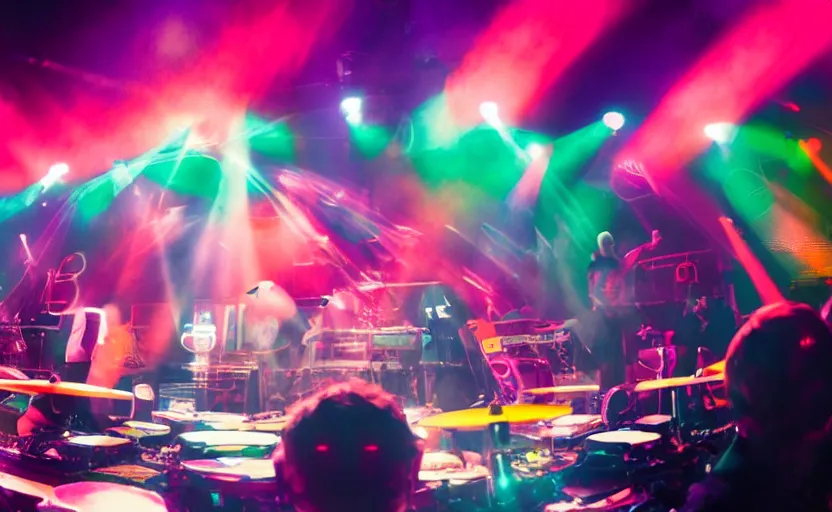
[0,361,733,512]
[402,370,732,512]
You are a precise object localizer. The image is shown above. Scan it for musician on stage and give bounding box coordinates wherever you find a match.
[587,229,660,390]
[682,302,832,511]
[17,303,132,435]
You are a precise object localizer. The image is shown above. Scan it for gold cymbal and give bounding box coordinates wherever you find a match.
[0,379,134,401]
[703,360,725,376]
[523,385,600,396]
[415,404,572,430]
[633,373,724,392]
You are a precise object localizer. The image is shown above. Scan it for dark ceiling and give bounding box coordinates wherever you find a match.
[2,0,830,135]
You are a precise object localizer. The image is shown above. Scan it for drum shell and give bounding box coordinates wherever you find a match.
[173,432,279,461]
[106,423,173,448]
[177,463,277,511]
[61,437,138,470]
[414,474,491,512]
[581,431,662,471]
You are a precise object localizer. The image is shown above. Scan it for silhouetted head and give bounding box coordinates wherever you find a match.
[275,380,423,512]
[726,302,832,444]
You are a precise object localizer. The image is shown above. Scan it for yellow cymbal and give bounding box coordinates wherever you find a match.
[415,404,572,430]
[524,385,600,396]
[633,374,724,392]
[0,379,134,401]
[703,360,725,376]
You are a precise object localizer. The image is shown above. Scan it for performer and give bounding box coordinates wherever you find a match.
[587,229,660,389]
[17,303,131,435]
[673,295,737,375]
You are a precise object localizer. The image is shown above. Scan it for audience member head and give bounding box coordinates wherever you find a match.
[725,302,832,445]
[275,380,423,512]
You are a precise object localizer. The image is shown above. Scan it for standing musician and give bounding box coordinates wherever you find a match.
[16,303,132,435]
[587,229,660,390]
[682,302,832,511]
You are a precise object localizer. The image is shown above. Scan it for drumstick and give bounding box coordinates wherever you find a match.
[524,385,600,395]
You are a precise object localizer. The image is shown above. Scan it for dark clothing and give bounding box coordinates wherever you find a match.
[588,256,622,307]
[25,362,99,433]
[673,307,737,376]
[674,308,737,360]
[27,393,98,431]
[682,437,832,512]
[588,257,629,389]
[588,309,625,390]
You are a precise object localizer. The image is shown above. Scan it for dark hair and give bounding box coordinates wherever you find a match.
[726,302,832,438]
[276,380,422,512]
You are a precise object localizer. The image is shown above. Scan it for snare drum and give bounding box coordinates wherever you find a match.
[416,452,490,512]
[583,430,662,469]
[418,451,490,484]
[178,458,277,512]
[174,431,279,461]
[634,414,672,435]
[62,435,137,470]
[540,414,604,451]
[106,421,172,448]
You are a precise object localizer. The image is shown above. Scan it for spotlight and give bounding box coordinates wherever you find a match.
[526,143,545,159]
[48,162,69,178]
[479,102,500,123]
[603,112,625,131]
[704,123,737,144]
[340,97,363,125]
[804,138,822,154]
[41,162,69,190]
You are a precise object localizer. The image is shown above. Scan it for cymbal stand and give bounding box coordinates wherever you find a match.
[485,406,517,510]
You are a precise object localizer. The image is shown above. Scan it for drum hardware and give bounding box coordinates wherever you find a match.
[0,323,27,368]
[537,415,605,452]
[546,429,686,512]
[106,421,173,449]
[601,374,725,443]
[173,430,279,461]
[57,435,139,471]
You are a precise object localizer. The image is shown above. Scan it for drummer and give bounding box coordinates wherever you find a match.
[682,302,832,511]
[17,303,131,435]
[274,379,423,512]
